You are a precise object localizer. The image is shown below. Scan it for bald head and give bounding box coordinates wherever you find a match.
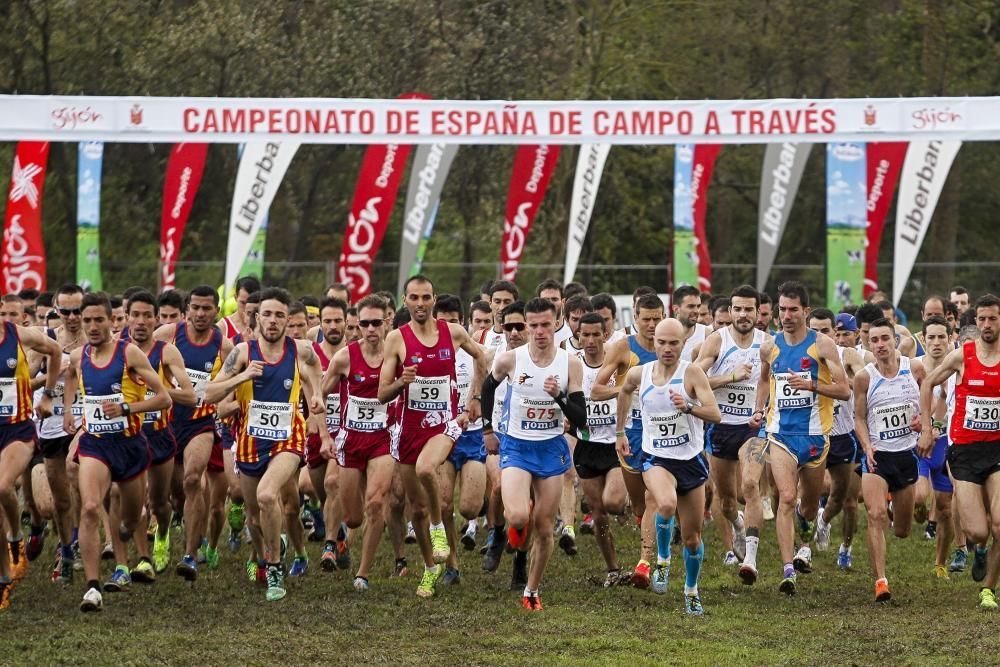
[655,318,685,339]
[653,318,686,365]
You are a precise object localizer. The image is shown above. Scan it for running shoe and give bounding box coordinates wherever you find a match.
[558,525,578,556]
[949,548,968,573]
[631,560,651,589]
[738,562,758,585]
[972,546,989,582]
[55,556,73,585]
[553,517,565,537]
[762,497,775,521]
[837,545,853,570]
[603,569,623,588]
[732,511,747,561]
[461,522,477,551]
[265,565,286,602]
[934,565,949,580]
[685,593,704,616]
[288,556,308,577]
[482,529,507,572]
[392,557,409,578]
[321,544,336,572]
[227,502,245,533]
[132,559,156,584]
[227,529,242,554]
[814,513,832,552]
[416,565,443,598]
[979,588,998,610]
[431,526,450,563]
[246,559,258,584]
[793,545,813,574]
[0,580,10,611]
[307,504,325,542]
[26,530,45,562]
[779,574,797,595]
[204,546,220,570]
[795,505,813,543]
[580,514,595,535]
[441,566,461,586]
[404,522,417,544]
[153,530,170,573]
[652,562,670,595]
[924,520,937,541]
[79,586,103,612]
[72,541,83,571]
[104,566,131,593]
[521,594,543,611]
[480,528,493,555]
[176,554,198,581]
[875,578,891,602]
[353,576,369,592]
[723,551,739,567]
[335,540,351,571]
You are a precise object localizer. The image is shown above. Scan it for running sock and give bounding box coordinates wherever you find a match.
[744,535,760,567]
[87,579,101,592]
[325,539,336,551]
[60,544,74,560]
[783,562,795,579]
[430,521,445,532]
[523,586,537,598]
[29,524,44,537]
[655,514,674,564]
[683,541,704,593]
[926,520,937,532]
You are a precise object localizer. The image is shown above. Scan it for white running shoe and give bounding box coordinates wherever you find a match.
[814,512,832,552]
[80,586,103,612]
[793,545,813,573]
[723,551,740,566]
[731,511,746,562]
[762,497,775,521]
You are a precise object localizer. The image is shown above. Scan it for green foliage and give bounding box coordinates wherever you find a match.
[0,0,998,307]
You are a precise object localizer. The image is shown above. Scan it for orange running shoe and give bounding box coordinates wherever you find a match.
[10,540,27,582]
[875,578,891,602]
[631,560,651,589]
[521,594,543,611]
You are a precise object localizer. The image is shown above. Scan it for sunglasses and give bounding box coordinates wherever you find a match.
[502,322,526,332]
[358,319,383,329]
[58,308,82,316]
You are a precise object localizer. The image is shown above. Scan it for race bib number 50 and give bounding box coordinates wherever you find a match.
[247,401,293,441]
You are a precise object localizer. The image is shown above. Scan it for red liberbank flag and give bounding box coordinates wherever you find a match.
[864,142,906,298]
[501,145,561,281]
[2,141,50,292]
[337,93,427,300]
[159,143,209,290]
[691,144,721,291]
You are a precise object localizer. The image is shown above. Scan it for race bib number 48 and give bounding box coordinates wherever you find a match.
[964,396,1000,432]
[84,394,127,434]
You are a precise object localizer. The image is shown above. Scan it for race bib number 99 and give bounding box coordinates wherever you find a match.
[964,396,1000,432]
[717,382,754,417]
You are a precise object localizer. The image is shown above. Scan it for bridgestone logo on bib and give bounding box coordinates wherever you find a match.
[586,399,615,427]
[188,369,211,407]
[346,396,388,432]
[408,375,450,412]
[0,377,18,417]
[247,401,294,441]
[964,396,1000,432]
[774,372,813,410]
[518,397,560,431]
[326,393,341,431]
[718,382,754,417]
[84,394,127,434]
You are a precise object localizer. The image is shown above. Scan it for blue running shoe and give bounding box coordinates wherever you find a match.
[837,546,853,570]
[176,554,198,581]
[652,562,670,595]
[949,548,968,573]
[685,593,704,616]
[289,556,308,577]
[972,546,989,582]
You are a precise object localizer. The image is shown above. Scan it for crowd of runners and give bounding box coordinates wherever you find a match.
[0,274,997,615]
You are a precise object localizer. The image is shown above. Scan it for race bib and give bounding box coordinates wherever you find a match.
[963,396,1000,432]
[247,401,294,441]
[84,394,127,434]
[325,393,341,431]
[187,369,211,407]
[142,390,161,424]
[630,392,642,423]
[407,375,450,412]
[647,411,691,449]
[586,399,616,427]
[774,372,814,410]
[874,402,912,440]
[718,382,754,417]
[345,396,388,432]
[0,377,18,417]
[517,397,560,432]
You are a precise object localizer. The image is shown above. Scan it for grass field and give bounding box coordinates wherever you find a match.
[2,508,997,666]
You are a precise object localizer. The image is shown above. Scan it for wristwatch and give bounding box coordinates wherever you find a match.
[42,388,56,399]
[121,402,131,416]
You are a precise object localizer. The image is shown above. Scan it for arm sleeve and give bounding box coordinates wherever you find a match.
[555,391,587,430]
[481,372,501,432]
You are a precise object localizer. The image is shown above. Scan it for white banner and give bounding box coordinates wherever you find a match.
[564,144,610,284]
[892,140,961,306]
[224,141,300,291]
[7,96,998,144]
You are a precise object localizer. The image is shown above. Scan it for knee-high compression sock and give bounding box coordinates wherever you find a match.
[655,514,674,564]
[683,541,704,595]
